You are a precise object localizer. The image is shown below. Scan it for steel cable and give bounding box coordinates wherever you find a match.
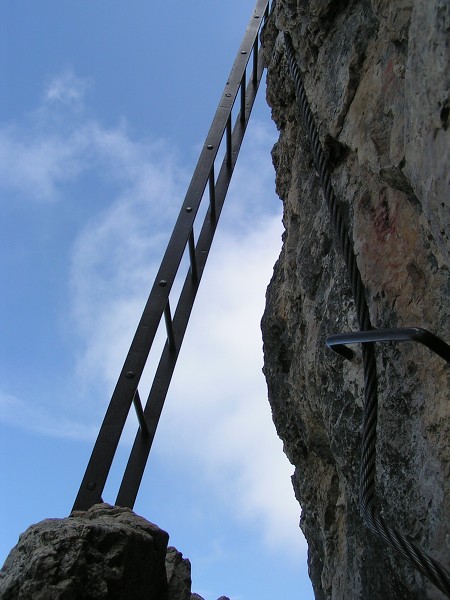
[284,31,450,597]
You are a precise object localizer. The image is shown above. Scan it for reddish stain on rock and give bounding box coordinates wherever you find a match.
[373,188,396,242]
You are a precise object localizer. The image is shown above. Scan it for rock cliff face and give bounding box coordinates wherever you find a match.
[0,504,209,600]
[261,1,449,599]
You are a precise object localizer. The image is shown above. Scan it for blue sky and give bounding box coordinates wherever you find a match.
[0,2,314,598]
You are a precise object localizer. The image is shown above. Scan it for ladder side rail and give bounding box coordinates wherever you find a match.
[72,0,270,512]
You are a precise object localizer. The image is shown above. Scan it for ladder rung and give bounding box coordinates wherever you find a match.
[188,229,198,281]
[209,166,216,221]
[164,301,176,350]
[132,390,149,436]
[253,38,258,84]
[240,72,246,122]
[226,114,232,167]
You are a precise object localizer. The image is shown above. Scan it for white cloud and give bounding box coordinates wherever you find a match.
[0,71,185,204]
[44,70,91,107]
[0,72,186,417]
[0,72,90,201]
[67,133,188,393]
[0,126,85,201]
[157,215,306,556]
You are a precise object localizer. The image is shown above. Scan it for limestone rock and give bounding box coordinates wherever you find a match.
[0,504,200,600]
[166,546,192,600]
[261,0,449,598]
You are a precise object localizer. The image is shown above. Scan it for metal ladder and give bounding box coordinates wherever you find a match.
[73,0,271,513]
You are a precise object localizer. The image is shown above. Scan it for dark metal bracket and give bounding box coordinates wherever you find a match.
[327,327,450,363]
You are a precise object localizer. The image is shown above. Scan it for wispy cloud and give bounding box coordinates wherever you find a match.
[68,130,187,389]
[44,70,92,107]
[0,72,186,417]
[0,71,185,204]
[157,216,305,555]
[0,125,84,201]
